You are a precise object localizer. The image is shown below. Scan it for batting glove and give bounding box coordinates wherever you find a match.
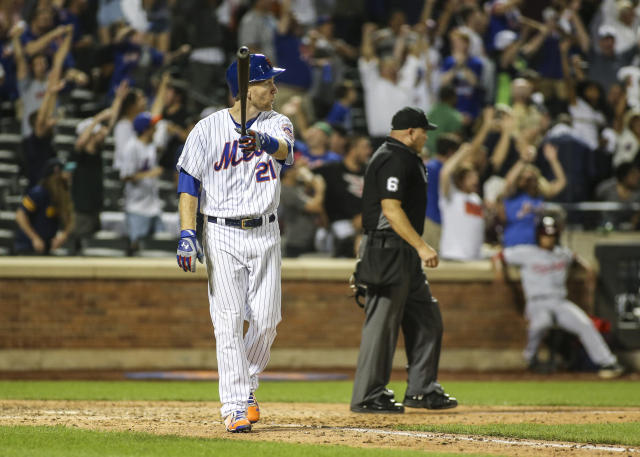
[235,128,279,155]
[177,229,204,273]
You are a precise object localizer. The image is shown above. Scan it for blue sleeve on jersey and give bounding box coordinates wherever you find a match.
[177,168,201,196]
[261,133,280,155]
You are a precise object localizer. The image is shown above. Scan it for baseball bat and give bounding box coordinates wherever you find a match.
[237,46,250,136]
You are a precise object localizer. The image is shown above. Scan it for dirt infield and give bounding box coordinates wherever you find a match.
[2,400,639,456]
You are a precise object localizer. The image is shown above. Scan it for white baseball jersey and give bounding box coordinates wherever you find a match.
[177,109,294,218]
[119,137,162,216]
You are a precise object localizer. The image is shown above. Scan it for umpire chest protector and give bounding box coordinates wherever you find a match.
[362,137,428,234]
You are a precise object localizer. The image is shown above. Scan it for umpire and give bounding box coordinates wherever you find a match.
[351,107,458,413]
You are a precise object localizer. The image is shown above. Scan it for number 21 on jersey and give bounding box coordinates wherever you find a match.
[256,160,278,183]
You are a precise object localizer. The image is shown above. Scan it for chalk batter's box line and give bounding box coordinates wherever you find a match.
[272,423,639,454]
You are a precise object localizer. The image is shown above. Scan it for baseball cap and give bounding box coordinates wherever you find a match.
[40,157,76,179]
[316,15,332,26]
[133,112,161,135]
[312,121,332,136]
[391,107,438,131]
[598,25,617,39]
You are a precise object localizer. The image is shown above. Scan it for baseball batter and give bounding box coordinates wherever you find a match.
[175,54,294,432]
[503,216,624,378]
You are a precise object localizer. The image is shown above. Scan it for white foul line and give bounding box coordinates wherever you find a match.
[331,427,639,453]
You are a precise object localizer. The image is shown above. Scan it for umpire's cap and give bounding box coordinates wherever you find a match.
[225,53,285,98]
[391,107,438,131]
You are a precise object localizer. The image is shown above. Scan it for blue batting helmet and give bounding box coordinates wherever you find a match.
[225,54,285,98]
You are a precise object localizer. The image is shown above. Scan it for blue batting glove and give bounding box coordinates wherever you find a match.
[177,229,204,273]
[235,128,279,155]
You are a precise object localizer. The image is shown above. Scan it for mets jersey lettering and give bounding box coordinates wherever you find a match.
[214,141,266,171]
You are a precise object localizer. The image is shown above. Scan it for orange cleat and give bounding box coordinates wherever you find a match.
[247,392,260,424]
[224,411,252,433]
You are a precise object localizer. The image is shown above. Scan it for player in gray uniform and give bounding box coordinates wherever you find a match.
[503,216,624,378]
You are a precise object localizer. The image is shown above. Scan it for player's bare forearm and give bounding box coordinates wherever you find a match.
[15,208,39,241]
[272,138,290,161]
[179,193,198,231]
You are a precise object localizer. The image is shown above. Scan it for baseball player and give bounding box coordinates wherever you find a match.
[502,216,624,378]
[175,54,293,433]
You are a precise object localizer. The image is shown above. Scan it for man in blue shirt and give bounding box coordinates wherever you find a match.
[440,29,484,122]
[326,81,357,132]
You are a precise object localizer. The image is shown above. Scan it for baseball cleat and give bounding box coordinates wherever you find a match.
[224,411,252,433]
[247,392,260,423]
[598,362,625,379]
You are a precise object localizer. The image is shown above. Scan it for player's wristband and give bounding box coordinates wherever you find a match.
[260,133,280,156]
[180,229,196,238]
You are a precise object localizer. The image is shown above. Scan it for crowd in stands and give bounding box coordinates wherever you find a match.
[1,0,639,258]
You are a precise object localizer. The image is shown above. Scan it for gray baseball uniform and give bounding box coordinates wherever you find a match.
[504,245,617,366]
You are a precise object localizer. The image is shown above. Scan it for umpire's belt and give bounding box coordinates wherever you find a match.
[208,214,276,229]
[365,230,407,248]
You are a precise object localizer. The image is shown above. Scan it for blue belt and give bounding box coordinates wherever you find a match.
[207,214,276,229]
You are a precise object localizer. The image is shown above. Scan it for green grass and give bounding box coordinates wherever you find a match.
[0,425,491,457]
[397,423,640,446]
[1,380,640,406]
[1,381,638,455]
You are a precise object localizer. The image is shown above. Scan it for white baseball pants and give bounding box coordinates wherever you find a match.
[203,218,282,418]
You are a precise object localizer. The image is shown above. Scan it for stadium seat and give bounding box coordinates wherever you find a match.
[0,228,14,252]
[144,232,178,253]
[4,195,22,210]
[0,149,17,164]
[102,179,123,211]
[0,211,16,230]
[84,230,128,252]
[0,133,21,150]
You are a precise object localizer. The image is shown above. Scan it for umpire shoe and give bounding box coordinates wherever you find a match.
[351,395,405,414]
[404,391,458,410]
[224,410,252,433]
[247,392,260,424]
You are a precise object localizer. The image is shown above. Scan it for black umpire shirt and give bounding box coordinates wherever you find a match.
[362,137,428,235]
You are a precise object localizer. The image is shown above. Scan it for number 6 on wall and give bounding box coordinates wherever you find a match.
[256,160,278,182]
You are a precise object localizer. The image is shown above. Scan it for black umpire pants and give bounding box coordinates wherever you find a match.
[351,235,443,407]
